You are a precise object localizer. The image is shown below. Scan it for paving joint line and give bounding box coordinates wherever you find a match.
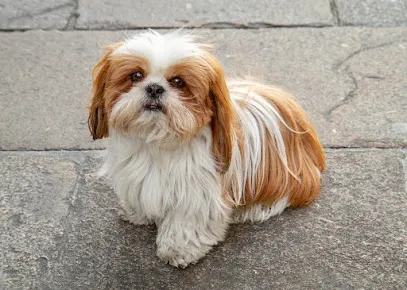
[1,24,406,33]
[0,26,331,32]
[0,147,405,153]
[329,0,341,26]
[64,0,79,30]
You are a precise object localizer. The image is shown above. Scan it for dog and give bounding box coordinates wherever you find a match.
[88,30,325,268]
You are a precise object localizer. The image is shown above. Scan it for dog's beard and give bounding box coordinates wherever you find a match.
[110,92,199,144]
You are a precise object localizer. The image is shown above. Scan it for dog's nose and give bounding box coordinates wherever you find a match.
[145,84,165,99]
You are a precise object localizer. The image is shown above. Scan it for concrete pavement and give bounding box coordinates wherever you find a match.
[1,1,406,289]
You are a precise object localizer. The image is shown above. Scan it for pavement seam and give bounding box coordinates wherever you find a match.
[72,23,334,31]
[64,0,79,31]
[1,147,406,154]
[329,0,341,26]
[0,148,98,152]
[3,24,407,32]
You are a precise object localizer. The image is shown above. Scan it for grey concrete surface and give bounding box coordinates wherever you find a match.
[336,0,407,27]
[1,28,406,150]
[1,149,406,289]
[2,1,407,31]
[76,0,333,29]
[0,0,76,30]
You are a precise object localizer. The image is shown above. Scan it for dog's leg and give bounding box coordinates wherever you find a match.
[118,200,153,225]
[231,196,289,224]
[156,205,230,268]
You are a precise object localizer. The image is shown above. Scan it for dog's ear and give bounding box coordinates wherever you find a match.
[88,43,122,140]
[204,52,236,173]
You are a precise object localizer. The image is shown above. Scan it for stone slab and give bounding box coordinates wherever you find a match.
[0,0,76,30]
[1,149,406,289]
[76,0,333,29]
[336,0,407,27]
[1,28,407,150]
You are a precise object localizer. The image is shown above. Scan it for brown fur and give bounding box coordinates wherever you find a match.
[202,52,236,173]
[164,59,213,137]
[235,84,325,207]
[88,43,150,139]
[164,53,236,173]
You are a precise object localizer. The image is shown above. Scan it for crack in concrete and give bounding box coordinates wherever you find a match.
[327,39,407,120]
[329,0,341,25]
[8,2,75,21]
[399,150,407,193]
[325,66,358,120]
[64,0,79,30]
[67,155,86,209]
[364,75,385,80]
[334,40,407,70]
[48,154,86,276]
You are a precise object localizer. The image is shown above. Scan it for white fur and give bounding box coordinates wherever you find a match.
[225,82,288,204]
[111,82,197,142]
[114,30,206,71]
[101,128,230,268]
[231,196,289,224]
[101,31,291,268]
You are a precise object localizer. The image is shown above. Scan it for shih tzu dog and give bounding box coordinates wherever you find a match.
[88,30,325,268]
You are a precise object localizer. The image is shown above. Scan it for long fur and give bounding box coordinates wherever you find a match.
[88,30,325,268]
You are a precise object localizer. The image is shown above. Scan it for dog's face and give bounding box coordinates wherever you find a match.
[88,31,235,171]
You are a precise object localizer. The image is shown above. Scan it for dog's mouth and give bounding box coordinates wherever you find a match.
[143,101,164,112]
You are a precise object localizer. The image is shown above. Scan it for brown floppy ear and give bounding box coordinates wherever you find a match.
[204,52,236,173]
[88,43,122,140]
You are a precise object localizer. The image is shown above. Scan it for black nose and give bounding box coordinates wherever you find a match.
[146,84,165,99]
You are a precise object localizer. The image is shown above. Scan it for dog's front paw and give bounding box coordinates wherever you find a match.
[157,243,210,269]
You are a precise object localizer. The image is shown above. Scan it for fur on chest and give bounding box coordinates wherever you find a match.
[101,129,223,219]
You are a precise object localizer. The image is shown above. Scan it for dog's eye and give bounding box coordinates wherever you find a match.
[130,70,144,82]
[169,77,185,88]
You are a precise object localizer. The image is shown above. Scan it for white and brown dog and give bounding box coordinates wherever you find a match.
[88,30,325,268]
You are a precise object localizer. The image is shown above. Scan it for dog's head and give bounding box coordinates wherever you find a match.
[88,30,235,171]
